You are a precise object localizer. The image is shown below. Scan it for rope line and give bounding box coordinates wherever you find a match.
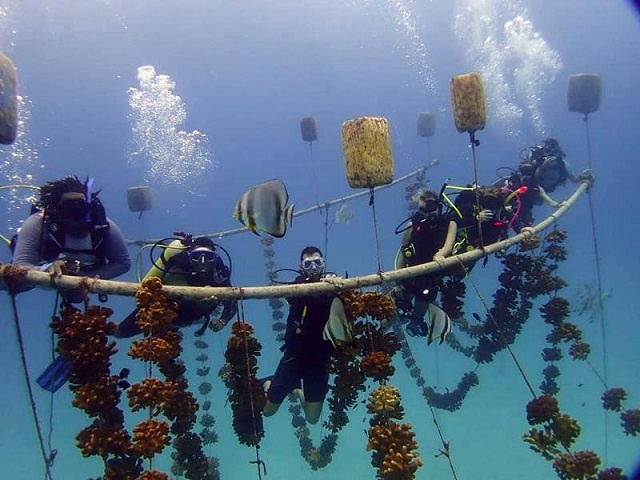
[238,297,266,480]
[9,294,55,480]
[393,323,458,480]
[125,165,438,246]
[456,259,537,399]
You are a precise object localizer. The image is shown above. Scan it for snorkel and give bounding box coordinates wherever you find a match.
[85,177,94,223]
[503,186,527,230]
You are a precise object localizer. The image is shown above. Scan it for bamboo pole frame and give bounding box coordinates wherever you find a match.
[1,182,588,302]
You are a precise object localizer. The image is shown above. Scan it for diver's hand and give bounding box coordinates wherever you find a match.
[520,226,535,236]
[476,209,494,222]
[322,274,344,287]
[578,168,595,184]
[433,253,446,264]
[208,318,227,332]
[40,260,68,277]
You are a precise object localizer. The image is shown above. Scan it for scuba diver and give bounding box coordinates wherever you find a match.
[495,138,594,232]
[114,234,237,338]
[262,246,352,425]
[10,175,131,302]
[392,187,456,343]
[445,184,515,259]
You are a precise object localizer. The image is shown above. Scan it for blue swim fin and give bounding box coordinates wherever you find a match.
[37,356,70,393]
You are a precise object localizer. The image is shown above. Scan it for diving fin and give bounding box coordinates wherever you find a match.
[37,355,70,393]
[427,303,451,345]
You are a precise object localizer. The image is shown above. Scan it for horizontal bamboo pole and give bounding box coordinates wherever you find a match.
[1,181,588,302]
[125,162,439,246]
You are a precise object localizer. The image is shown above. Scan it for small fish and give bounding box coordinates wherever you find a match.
[427,303,451,345]
[472,312,481,321]
[232,179,295,238]
[334,203,353,225]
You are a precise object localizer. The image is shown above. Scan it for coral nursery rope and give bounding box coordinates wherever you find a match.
[238,298,267,480]
[397,326,459,480]
[458,259,537,399]
[9,294,55,480]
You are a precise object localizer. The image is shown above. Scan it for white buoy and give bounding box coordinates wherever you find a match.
[127,186,152,213]
[568,74,601,115]
[300,117,318,143]
[417,112,436,138]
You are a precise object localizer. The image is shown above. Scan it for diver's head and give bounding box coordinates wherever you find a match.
[299,245,325,280]
[39,176,91,237]
[413,188,439,214]
[187,237,228,286]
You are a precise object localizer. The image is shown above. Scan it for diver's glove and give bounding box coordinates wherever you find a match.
[578,168,595,184]
[476,209,494,222]
[208,318,228,332]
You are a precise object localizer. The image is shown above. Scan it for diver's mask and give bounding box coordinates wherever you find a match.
[301,255,325,279]
[188,247,227,282]
[58,197,91,236]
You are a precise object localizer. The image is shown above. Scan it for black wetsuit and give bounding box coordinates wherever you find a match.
[267,276,336,404]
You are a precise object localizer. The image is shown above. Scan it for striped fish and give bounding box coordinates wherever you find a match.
[232,179,294,238]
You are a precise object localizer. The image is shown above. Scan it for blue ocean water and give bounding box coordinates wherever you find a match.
[0,0,639,478]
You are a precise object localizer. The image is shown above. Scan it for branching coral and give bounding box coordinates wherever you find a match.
[568,341,591,361]
[367,422,423,480]
[367,385,404,419]
[223,320,266,446]
[620,409,640,436]
[132,419,171,458]
[601,388,627,412]
[526,395,560,425]
[129,277,214,480]
[553,450,600,479]
[51,303,143,477]
[540,297,571,325]
[361,351,395,382]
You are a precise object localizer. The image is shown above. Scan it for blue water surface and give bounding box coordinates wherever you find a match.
[1,1,639,478]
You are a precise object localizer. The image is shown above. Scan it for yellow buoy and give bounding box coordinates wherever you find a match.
[342,116,394,189]
[0,51,18,145]
[450,72,486,134]
[417,112,436,138]
[567,74,601,115]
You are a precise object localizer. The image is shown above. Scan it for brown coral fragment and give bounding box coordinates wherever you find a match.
[553,450,600,479]
[601,388,627,412]
[526,395,560,425]
[361,351,395,382]
[367,422,423,480]
[132,419,171,458]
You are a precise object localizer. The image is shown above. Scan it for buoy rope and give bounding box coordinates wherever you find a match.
[125,165,436,246]
[47,293,61,465]
[368,188,384,278]
[2,182,590,301]
[322,204,330,264]
[238,298,266,480]
[457,258,537,399]
[583,113,609,462]
[9,294,55,480]
[395,324,459,480]
[468,131,486,251]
